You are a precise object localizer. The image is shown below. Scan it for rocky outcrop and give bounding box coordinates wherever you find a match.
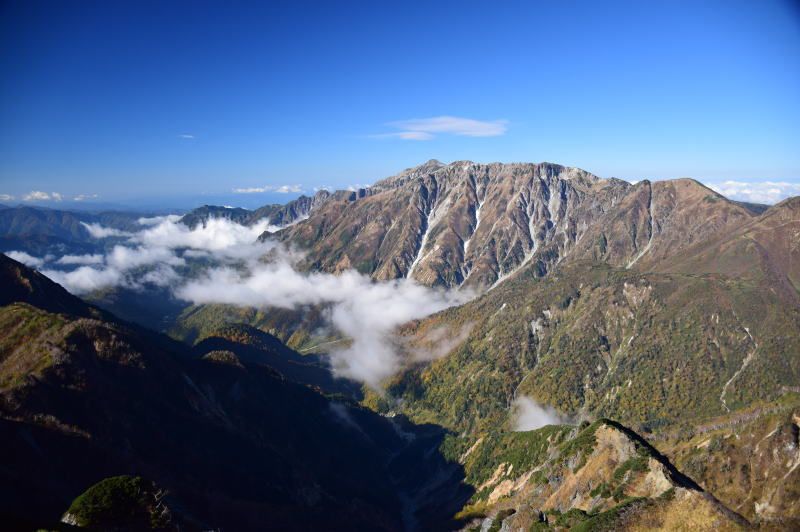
[278,160,773,291]
[281,160,631,288]
[181,189,334,228]
[453,420,750,531]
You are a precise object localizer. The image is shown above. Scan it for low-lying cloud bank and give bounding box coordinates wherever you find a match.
[177,257,469,386]
[10,215,471,388]
[710,181,800,205]
[512,397,571,431]
[39,216,275,294]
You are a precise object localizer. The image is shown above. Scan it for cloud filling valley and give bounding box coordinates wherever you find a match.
[11,215,471,387]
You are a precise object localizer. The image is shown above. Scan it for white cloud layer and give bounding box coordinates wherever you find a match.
[18,213,471,388]
[709,181,800,205]
[233,184,304,194]
[43,217,279,294]
[176,256,470,387]
[0,194,14,201]
[137,214,183,226]
[81,222,133,238]
[56,253,105,265]
[512,397,570,431]
[7,250,47,267]
[376,115,509,140]
[45,265,126,293]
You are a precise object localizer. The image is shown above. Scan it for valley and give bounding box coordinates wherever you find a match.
[1,160,798,530]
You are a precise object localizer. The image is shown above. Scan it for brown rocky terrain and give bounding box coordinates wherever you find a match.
[275,160,783,294]
[445,419,752,531]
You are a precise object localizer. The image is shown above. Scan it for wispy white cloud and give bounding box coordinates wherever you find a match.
[44,265,126,293]
[0,194,14,201]
[176,252,470,387]
[233,184,304,194]
[81,222,133,239]
[7,250,48,267]
[709,181,800,205]
[56,253,105,265]
[373,115,509,140]
[137,214,183,226]
[347,184,371,191]
[22,191,63,202]
[41,217,278,294]
[74,193,100,201]
[34,214,471,388]
[372,131,435,141]
[512,397,571,431]
[177,134,195,139]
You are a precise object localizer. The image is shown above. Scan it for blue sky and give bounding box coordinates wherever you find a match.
[1,0,799,207]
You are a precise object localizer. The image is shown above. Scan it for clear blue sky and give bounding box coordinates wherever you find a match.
[1,0,799,206]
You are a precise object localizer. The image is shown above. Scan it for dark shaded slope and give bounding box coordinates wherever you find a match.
[0,256,473,531]
[0,206,144,255]
[193,323,363,398]
[0,253,102,318]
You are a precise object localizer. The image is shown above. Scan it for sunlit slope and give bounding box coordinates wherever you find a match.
[379,262,800,435]
[444,419,750,531]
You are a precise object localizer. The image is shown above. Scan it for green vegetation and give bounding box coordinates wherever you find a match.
[167,301,334,351]
[612,454,649,484]
[0,303,66,388]
[553,507,589,527]
[589,481,611,499]
[442,424,573,493]
[487,508,516,532]
[65,475,170,529]
[570,497,648,532]
[384,262,800,437]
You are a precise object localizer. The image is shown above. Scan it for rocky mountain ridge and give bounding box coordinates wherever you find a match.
[277,160,777,291]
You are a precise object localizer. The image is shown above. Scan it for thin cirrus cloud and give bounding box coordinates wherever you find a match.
[177,134,195,139]
[709,181,800,205]
[372,115,509,140]
[233,184,304,194]
[74,193,100,202]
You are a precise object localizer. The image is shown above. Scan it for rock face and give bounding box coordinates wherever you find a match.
[447,419,750,531]
[278,160,776,291]
[281,160,632,287]
[181,189,333,228]
[662,404,800,528]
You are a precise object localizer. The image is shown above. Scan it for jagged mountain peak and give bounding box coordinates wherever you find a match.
[284,160,633,287]
[282,159,788,291]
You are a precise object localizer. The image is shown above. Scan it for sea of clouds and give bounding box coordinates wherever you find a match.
[8,215,470,387]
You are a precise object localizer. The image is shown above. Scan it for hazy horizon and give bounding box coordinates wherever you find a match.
[2,1,799,206]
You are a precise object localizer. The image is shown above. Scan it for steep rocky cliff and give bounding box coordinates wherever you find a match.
[443,419,751,531]
[277,161,773,292]
[280,160,632,288]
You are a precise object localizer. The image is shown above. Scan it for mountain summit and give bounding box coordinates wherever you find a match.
[279,160,777,291]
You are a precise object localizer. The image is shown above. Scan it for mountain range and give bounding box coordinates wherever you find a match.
[1,159,798,531]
